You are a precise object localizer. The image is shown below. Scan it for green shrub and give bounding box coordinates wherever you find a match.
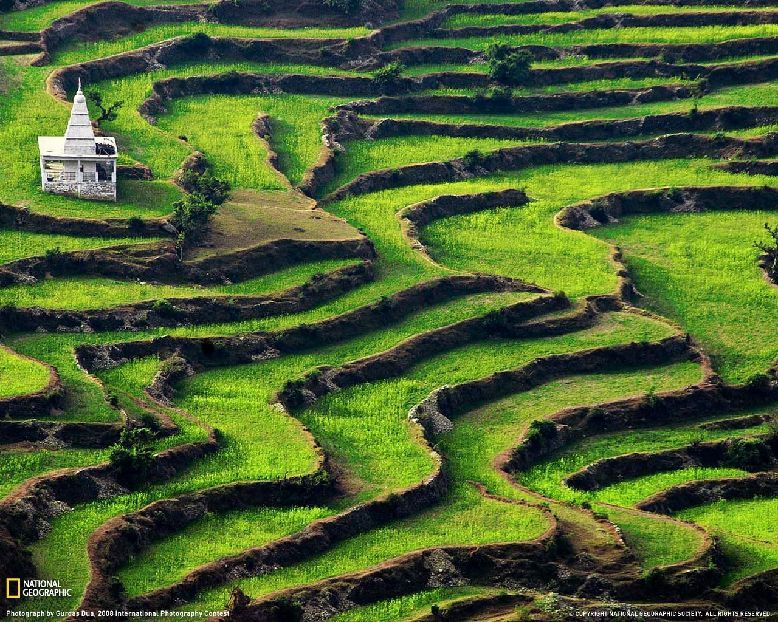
[178,169,231,205]
[462,149,486,169]
[372,61,406,94]
[755,222,778,280]
[127,215,145,233]
[486,44,533,86]
[151,298,176,318]
[724,438,769,470]
[109,426,154,482]
[44,246,64,268]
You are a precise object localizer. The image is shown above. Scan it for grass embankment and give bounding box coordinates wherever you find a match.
[0,230,160,265]
[443,6,778,28]
[0,344,50,397]
[363,83,778,129]
[592,210,778,382]
[412,161,778,382]
[0,0,212,32]
[420,76,691,98]
[679,498,778,585]
[17,290,534,612]
[393,24,778,49]
[162,312,694,614]
[53,24,369,64]
[0,259,356,310]
[520,407,772,505]
[329,587,493,621]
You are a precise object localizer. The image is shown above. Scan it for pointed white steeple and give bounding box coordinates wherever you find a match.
[64,78,96,156]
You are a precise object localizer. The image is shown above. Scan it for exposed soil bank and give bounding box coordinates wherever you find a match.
[0,262,373,333]
[48,34,345,97]
[636,472,778,514]
[74,274,546,372]
[0,236,373,288]
[430,11,778,41]
[303,107,777,197]
[82,456,334,612]
[366,36,778,70]
[324,133,778,202]
[35,0,399,64]
[713,159,778,176]
[278,294,570,410]
[0,422,219,608]
[566,435,777,491]
[347,106,778,143]
[0,202,170,238]
[76,283,556,613]
[557,186,778,231]
[0,419,122,448]
[411,335,695,439]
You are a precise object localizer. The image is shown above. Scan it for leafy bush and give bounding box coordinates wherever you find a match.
[474,86,514,111]
[373,61,406,94]
[486,43,533,86]
[724,438,770,470]
[127,215,145,233]
[755,222,778,280]
[151,298,176,318]
[462,149,486,169]
[109,427,154,481]
[178,169,231,205]
[44,246,64,268]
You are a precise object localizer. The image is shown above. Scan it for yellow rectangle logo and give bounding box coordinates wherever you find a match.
[6,578,21,599]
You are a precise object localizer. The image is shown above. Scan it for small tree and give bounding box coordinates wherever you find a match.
[171,192,219,243]
[755,222,778,280]
[171,168,231,250]
[109,426,154,482]
[85,89,124,126]
[486,43,532,86]
[373,61,406,94]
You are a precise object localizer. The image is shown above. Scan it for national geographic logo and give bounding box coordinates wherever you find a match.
[5,579,71,599]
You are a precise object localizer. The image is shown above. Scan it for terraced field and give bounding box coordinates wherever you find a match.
[0,0,777,619]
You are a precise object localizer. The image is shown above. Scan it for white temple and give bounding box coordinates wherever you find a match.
[38,79,117,201]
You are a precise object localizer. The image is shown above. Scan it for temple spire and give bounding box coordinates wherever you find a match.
[64,78,96,155]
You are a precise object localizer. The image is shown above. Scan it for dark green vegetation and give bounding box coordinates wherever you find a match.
[0,0,777,619]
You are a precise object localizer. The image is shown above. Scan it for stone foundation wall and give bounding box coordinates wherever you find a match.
[44,181,116,201]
